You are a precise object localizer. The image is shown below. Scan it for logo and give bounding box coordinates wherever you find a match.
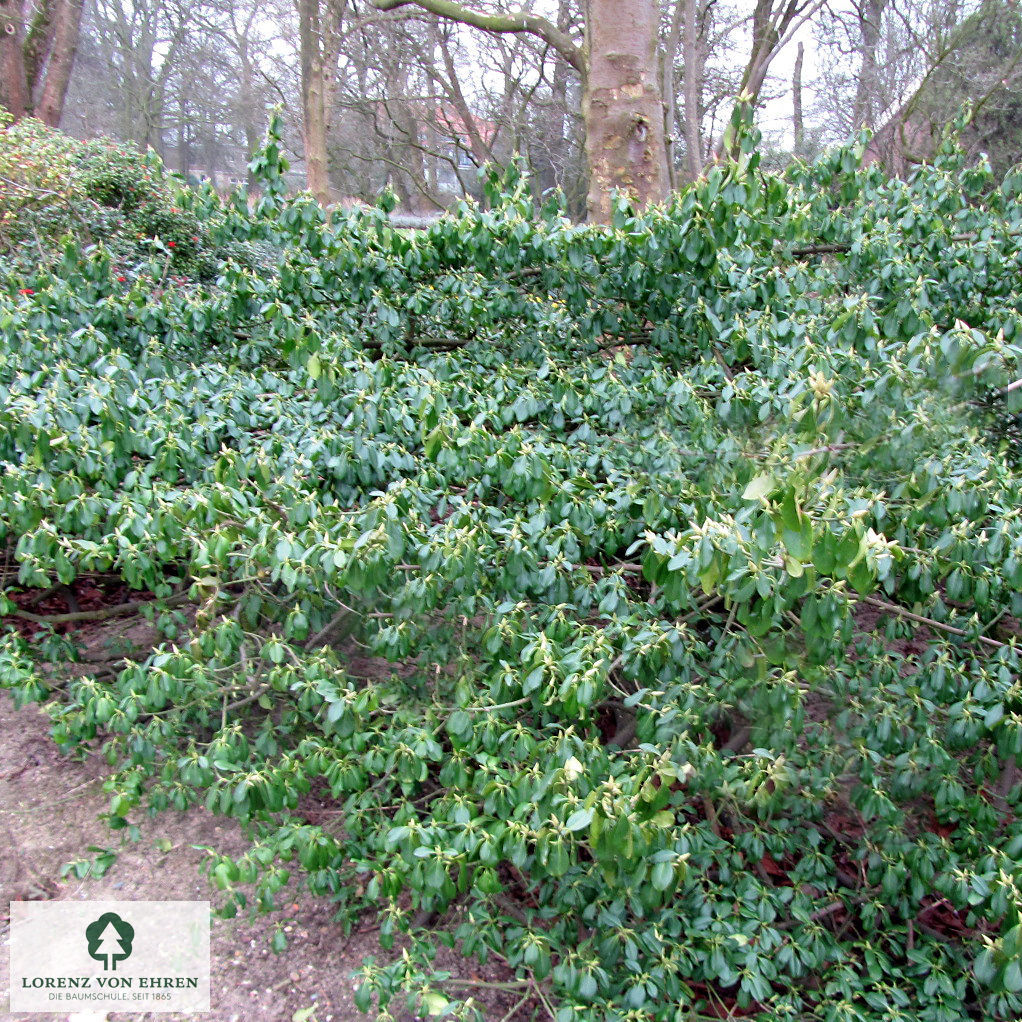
[85,912,135,971]
[11,901,209,1013]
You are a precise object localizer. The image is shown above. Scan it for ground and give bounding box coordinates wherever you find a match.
[0,693,526,1022]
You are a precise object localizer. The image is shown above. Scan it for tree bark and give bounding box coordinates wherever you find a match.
[34,0,83,125]
[740,0,781,104]
[851,0,887,129]
[661,0,684,190]
[298,0,347,204]
[0,0,29,119]
[23,0,58,98]
[681,0,703,181]
[583,0,669,221]
[792,40,804,152]
[0,0,82,125]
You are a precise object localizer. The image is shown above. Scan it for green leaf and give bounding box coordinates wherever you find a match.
[742,473,776,501]
[446,709,471,737]
[1003,958,1022,993]
[650,860,674,890]
[421,991,449,1016]
[847,557,875,595]
[565,807,594,832]
[354,983,372,1013]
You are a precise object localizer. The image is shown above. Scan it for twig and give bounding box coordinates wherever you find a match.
[498,991,533,1022]
[701,796,723,839]
[305,607,354,649]
[464,697,530,713]
[795,442,856,459]
[580,562,643,577]
[529,976,557,1021]
[713,346,735,381]
[775,900,845,930]
[679,595,722,623]
[439,978,531,992]
[788,226,1022,259]
[860,595,1007,650]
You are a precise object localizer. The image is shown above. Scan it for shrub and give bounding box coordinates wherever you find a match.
[0,114,255,283]
[76,142,163,210]
[2,111,1022,1021]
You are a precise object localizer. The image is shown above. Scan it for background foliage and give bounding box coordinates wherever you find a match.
[3,112,1022,1021]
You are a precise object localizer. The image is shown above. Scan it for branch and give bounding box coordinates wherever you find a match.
[786,226,1022,259]
[859,595,1008,650]
[5,589,191,625]
[366,0,585,74]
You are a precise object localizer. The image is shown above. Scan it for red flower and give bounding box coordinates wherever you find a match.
[18,288,34,295]
[192,236,199,242]
[167,241,176,248]
[117,276,126,282]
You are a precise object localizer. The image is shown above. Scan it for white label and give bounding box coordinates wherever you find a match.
[9,901,210,1013]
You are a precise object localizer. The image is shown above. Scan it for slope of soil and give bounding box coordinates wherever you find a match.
[0,692,524,1022]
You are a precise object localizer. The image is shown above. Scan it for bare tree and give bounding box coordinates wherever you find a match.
[367,0,668,221]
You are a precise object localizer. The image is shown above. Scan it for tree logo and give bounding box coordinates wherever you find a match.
[85,912,134,971]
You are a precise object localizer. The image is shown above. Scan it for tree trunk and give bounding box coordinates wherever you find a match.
[438,33,492,165]
[0,0,29,119]
[1,0,82,125]
[178,92,190,174]
[583,0,669,222]
[661,0,683,190]
[238,39,261,188]
[852,0,886,129]
[681,0,703,181]
[740,0,780,104]
[34,0,84,125]
[367,0,666,219]
[298,0,346,204]
[792,40,804,153]
[302,79,331,203]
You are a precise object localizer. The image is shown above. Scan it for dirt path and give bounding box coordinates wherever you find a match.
[0,693,523,1022]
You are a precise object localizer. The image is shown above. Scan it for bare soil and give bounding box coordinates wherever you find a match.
[0,693,525,1022]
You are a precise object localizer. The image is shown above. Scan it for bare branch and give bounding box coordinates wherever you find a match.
[366,0,585,74]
